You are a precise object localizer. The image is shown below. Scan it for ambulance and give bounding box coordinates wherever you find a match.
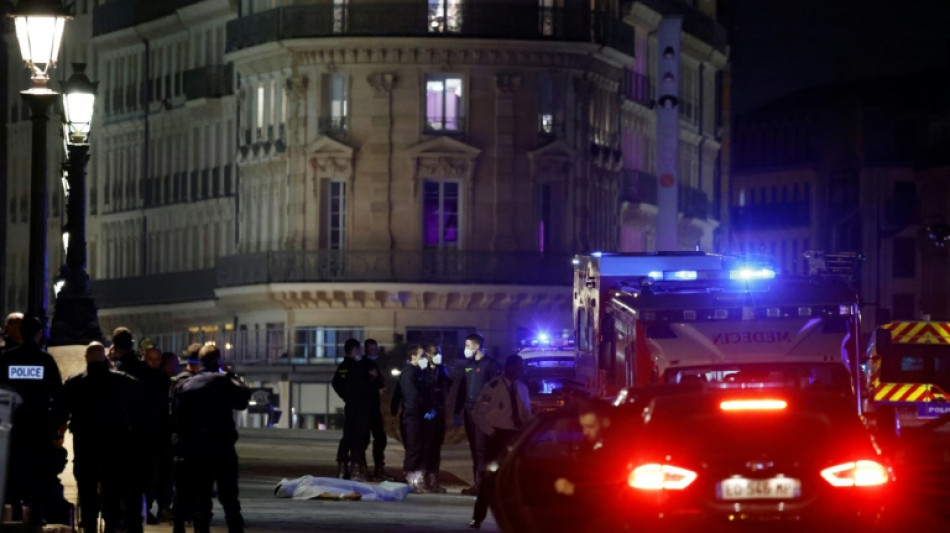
[866,320,950,433]
[573,251,863,404]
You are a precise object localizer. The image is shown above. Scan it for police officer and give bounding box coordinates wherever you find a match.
[174,344,250,533]
[360,338,391,480]
[454,332,500,495]
[422,343,451,493]
[1,312,24,352]
[65,342,143,533]
[332,339,371,481]
[470,354,532,529]
[0,315,68,525]
[394,344,431,493]
[169,343,203,533]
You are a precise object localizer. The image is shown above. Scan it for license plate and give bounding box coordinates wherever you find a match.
[717,476,801,500]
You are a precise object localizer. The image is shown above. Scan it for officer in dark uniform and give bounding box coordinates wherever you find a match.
[359,338,390,480]
[174,344,250,533]
[422,343,451,492]
[0,315,68,525]
[65,342,143,533]
[332,339,371,481]
[1,312,24,352]
[169,343,203,533]
[394,344,431,493]
[454,332,500,495]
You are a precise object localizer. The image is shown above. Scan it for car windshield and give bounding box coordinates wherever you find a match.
[881,344,950,392]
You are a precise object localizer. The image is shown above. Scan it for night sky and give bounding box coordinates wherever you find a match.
[728,0,950,115]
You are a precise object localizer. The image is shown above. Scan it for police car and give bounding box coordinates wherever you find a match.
[517,334,578,414]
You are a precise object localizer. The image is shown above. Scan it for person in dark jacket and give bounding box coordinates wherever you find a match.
[169,343,203,533]
[422,343,451,493]
[359,338,391,480]
[65,342,143,533]
[141,347,173,523]
[110,327,147,380]
[174,344,250,533]
[331,339,371,481]
[454,332,500,495]
[1,312,23,352]
[0,315,68,525]
[394,344,431,493]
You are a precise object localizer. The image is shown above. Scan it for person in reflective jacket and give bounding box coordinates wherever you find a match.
[174,344,250,533]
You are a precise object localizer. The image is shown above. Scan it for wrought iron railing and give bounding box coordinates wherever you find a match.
[217,250,572,287]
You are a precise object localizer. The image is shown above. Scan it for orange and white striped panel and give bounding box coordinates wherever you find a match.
[882,322,950,344]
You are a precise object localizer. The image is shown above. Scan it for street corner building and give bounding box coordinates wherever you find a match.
[2,0,729,429]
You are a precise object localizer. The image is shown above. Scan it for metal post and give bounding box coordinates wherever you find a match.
[22,91,56,334]
[49,142,103,345]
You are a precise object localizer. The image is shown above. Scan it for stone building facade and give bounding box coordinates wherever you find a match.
[2,0,729,427]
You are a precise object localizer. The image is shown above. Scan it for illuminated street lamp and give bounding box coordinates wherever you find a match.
[50,63,102,345]
[9,0,71,333]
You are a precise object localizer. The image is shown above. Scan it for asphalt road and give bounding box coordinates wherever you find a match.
[61,428,500,532]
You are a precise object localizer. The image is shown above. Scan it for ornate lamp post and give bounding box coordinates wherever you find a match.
[50,63,102,345]
[8,0,71,333]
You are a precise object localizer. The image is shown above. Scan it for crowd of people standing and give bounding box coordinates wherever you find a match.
[0,313,250,533]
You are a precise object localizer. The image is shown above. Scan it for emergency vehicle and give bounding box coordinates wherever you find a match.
[866,321,950,433]
[516,334,577,414]
[573,251,862,402]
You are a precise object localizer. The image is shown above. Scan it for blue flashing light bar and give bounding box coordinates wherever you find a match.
[729,268,776,281]
[668,270,698,280]
[648,271,663,280]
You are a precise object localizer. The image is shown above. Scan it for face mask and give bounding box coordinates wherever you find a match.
[418,357,429,370]
[366,355,377,361]
[432,354,443,366]
[464,348,476,359]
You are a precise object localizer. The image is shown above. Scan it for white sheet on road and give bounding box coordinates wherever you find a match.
[275,476,412,502]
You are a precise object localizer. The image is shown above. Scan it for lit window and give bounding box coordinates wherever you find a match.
[294,327,364,362]
[425,74,464,132]
[428,0,463,33]
[539,0,555,36]
[538,75,556,135]
[328,73,347,131]
[423,180,460,248]
[333,0,348,33]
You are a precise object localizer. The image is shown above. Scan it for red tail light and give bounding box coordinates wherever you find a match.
[629,463,698,490]
[720,399,787,411]
[820,460,889,487]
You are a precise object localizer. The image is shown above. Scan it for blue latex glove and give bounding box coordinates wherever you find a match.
[453,414,463,428]
[424,409,437,420]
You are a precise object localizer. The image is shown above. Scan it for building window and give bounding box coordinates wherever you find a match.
[265,322,285,361]
[538,74,556,135]
[428,0,462,33]
[539,0,555,36]
[333,0,348,33]
[423,180,460,248]
[320,179,346,250]
[325,73,347,132]
[293,326,364,362]
[425,74,464,132]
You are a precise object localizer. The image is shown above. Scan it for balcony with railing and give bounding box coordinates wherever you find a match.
[226,3,634,57]
[318,116,349,138]
[217,250,572,288]
[622,170,712,220]
[183,64,234,100]
[92,269,217,308]
[621,71,653,107]
[93,0,177,36]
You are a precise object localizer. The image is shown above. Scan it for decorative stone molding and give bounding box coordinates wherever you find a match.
[406,136,481,194]
[307,136,357,193]
[528,140,576,184]
[367,72,397,97]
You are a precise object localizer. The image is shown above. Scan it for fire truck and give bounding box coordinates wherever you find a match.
[866,321,950,434]
[573,251,863,405]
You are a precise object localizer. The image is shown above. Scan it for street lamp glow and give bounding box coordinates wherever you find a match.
[61,63,97,144]
[9,0,71,87]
